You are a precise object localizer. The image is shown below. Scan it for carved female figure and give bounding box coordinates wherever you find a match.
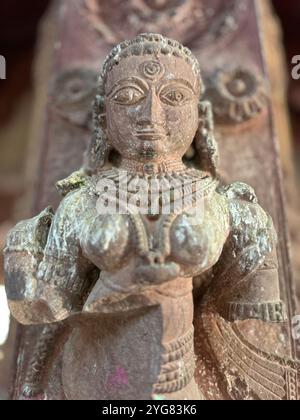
[4,34,286,400]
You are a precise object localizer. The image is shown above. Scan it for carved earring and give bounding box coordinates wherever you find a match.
[194,101,219,178]
[83,95,111,174]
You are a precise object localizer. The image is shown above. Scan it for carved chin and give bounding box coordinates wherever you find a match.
[134,141,166,159]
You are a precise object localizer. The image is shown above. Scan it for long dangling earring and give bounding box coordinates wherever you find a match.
[194,100,219,178]
[83,94,110,174]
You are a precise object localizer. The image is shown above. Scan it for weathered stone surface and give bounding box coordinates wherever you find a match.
[4,0,299,400]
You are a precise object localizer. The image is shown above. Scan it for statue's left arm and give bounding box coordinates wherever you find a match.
[206,182,286,323]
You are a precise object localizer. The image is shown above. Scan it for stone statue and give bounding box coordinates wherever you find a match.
[4,34,292,400]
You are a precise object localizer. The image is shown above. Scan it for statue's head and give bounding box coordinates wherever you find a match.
[87,33,218,175]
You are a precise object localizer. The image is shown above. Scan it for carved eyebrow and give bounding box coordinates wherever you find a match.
[157,78,197,95]
[107,77,149,97]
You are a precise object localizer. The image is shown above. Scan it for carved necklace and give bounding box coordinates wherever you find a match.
[119,158,186,175]
[93,166,217,196]
[92,166,217,218]
[91,167,218,264]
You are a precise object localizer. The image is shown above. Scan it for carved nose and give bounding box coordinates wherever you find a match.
[137,90,165,130]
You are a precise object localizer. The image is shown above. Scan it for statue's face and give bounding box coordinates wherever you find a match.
[104,54,200,162]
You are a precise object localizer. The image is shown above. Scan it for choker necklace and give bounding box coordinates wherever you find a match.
[119,159,186,175]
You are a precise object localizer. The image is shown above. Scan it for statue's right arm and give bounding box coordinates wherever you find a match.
[4,188,99,325]
[4,207,54,325]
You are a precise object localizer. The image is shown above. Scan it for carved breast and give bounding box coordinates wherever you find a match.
[169,195,230,276]
[79,188,230,279]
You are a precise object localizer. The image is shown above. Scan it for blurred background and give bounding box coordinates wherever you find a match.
[0,0,299,399]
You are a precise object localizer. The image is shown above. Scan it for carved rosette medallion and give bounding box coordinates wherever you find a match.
[84,0,248,47]
[50,68,98,128]
[206,67,268,125]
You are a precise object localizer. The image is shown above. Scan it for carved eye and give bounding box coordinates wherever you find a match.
[112,87,145,105]
[160,87,193,106]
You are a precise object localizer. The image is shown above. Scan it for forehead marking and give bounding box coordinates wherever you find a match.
[140,60,165,81]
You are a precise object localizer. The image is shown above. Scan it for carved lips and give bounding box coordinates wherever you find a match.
[134,126,168,142]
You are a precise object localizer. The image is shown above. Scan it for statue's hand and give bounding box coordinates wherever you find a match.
[82,255,181,314]
[134,259,180,286]
[4,207,54,325]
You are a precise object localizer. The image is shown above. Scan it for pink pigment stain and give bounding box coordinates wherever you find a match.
[105,367,129,393]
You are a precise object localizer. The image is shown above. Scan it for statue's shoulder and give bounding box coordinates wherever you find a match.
[217,182,258,204]
[216,181,271,222]
[56,167,119,194]
[217,181,276,249]
[55,169,102,209]
[53,168,121,221]
[217,181,271,222]
[56,169,91,197]
[51,170,101,232]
